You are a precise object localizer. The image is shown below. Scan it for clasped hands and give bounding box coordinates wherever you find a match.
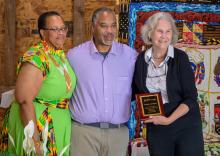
[144,115,173,125]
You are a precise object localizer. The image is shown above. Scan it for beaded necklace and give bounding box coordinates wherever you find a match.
[42,41,72,92]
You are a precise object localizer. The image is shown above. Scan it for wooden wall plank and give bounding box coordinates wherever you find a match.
[73,0,85,46]
[4,0,16,86]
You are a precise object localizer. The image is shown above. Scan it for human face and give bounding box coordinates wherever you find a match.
[40,15,67,49]
[92,12,117,52]
[151,19,172,51]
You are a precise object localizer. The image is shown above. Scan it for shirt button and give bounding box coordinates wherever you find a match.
[105,98,108,101]
[105,110,108,113]
[104,85,108,89]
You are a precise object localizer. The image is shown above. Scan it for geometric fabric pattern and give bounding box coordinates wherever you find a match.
[128,2,220,51]
[127,2,220,156]
[182,23,204,44]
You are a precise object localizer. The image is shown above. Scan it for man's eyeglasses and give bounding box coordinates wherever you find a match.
[43,26,68,33]
[147,63,167,78]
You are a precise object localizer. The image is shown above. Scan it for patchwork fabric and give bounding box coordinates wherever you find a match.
[126,2,220,155]
[182,23,204,44]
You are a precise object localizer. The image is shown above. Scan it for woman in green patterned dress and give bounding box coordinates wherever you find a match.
[0,11,76,156]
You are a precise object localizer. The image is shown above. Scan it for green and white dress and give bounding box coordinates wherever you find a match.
[0,41,76,156]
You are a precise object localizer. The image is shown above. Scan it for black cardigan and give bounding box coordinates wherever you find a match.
[132,48,202,129]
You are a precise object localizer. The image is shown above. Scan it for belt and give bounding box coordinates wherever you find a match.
[73,120,126,129]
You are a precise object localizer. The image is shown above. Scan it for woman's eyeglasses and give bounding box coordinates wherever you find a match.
[147,63,167,78]
[43,26,68,33]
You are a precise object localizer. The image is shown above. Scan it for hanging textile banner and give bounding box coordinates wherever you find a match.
[128,2,220,155]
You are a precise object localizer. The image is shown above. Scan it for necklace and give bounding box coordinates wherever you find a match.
[42,41,72,92]
[152,48,167,60]
[152,55,165,60]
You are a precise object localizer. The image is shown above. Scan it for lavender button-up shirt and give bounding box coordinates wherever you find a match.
[67,40,137,124]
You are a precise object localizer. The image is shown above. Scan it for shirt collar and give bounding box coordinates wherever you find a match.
[89,38,117,56]
[144,45,174,64]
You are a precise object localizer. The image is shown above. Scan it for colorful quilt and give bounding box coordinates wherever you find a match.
[127,2,220,155]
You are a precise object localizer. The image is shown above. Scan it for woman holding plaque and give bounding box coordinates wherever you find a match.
[132,12,204,156]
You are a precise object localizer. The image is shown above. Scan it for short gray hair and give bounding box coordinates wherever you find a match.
[141,12,179,45]
[92,7,115,25]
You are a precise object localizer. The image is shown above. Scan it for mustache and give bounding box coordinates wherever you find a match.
[104,33,115,36]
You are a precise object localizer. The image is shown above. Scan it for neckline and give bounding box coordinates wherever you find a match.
[41,40,64,57]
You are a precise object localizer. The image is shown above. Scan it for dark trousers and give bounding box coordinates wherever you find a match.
[147,123,204,156]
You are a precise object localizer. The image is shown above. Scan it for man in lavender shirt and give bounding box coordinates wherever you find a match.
[67,7,137,156]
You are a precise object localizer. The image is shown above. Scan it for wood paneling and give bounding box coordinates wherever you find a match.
[73,0,85,46]
[4,0,16,86]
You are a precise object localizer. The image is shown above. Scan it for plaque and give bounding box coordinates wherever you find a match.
[136,92,164,120]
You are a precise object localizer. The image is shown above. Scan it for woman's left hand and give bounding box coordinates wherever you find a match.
[144,115,172,125]
[144,104,189,126]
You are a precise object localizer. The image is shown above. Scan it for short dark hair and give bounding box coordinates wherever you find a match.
[91,7,115,25]
[38,11,61,39]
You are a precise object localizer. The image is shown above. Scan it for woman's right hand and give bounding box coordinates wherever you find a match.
[34,141,43,156]
[144,115,172,125]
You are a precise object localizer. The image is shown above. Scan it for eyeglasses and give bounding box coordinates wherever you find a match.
[43,26,68,33]
[147,62,167,78]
